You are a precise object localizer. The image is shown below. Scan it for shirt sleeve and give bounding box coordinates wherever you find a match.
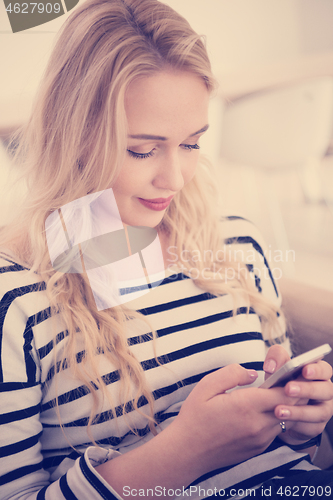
[220,216,281,297]
[0,262,123,500]
[220,215,290,349]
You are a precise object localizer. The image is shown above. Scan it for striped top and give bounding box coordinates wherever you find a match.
[0,217,315,500]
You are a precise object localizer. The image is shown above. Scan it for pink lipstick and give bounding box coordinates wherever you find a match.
[138,195,174,211]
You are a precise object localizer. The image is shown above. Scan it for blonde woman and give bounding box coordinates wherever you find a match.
[0,0,333,498]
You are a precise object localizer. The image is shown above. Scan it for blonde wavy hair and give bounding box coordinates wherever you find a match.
[1,0,284,442]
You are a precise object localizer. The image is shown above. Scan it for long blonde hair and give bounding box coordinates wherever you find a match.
[1,0,284,442]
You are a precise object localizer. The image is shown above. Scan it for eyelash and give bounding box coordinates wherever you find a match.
[127,143,200,160]
[127,149,155,160]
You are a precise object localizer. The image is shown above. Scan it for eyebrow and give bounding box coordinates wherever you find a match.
[128,124,209,141]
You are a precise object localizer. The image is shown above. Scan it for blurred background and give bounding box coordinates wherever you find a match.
[1,0,333,289]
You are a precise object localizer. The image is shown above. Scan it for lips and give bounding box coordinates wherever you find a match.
[143,195,174,203]
[137,195,174,211]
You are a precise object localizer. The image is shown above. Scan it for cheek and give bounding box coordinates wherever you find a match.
[112,166,141,195]
[183,154,200,184]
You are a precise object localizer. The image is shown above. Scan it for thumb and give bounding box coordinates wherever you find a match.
[263,345,291,380]
[195,364,258,400]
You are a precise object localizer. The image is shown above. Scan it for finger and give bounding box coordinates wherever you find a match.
[284,379,333,401]
[249,386,299,413]
[195,364,258,400]
[275,400,333,424]
[301,360,333,381]
[263,345,290,378]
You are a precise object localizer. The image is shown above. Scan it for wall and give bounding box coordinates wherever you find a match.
[1,1,333,135]
[164,0,301,75]
[296,0,333,54]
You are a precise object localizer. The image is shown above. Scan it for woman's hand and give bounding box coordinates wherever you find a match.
[276,360,333,444]
[97,361,299,498]
[170,363,297,477]
[263,345,333,446]
[97,363,296,497]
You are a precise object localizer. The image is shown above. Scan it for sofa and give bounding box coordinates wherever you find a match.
[279,278,333,469]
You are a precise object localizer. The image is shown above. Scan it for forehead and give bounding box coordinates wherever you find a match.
[124,70,210,138]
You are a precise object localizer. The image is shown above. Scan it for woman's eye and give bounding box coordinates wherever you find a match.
[127,143,200,159]
[127,149,155,160]
[181,143,200,151]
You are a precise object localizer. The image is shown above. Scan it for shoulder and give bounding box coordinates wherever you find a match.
[0,252,46,305]
[219,215,281,304]
[0,253,50,380]
[219,215,268,250]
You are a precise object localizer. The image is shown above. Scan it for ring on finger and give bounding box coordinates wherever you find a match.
[279,421,287,433]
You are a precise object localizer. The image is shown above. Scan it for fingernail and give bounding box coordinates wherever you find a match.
[305,366,315,378]
[248,370,258,380]
[264,359,277,374]
[288,383,300,396]
[279,408,291,418]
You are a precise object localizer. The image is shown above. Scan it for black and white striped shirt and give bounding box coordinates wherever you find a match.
[0,217,315,500]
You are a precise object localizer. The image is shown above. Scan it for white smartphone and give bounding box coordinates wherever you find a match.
[260,343,332,389]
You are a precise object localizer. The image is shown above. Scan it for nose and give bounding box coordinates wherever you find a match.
[152,150,185,193]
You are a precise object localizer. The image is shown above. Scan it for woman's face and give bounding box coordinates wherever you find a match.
[112,70,210,228]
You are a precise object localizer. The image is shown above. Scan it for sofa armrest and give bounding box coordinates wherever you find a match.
[278,278,333,366]
[278,278,333,468]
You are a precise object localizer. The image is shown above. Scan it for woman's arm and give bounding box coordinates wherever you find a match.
[96,365,300,499]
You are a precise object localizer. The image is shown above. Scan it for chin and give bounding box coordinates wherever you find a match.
[122,212,165,228]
